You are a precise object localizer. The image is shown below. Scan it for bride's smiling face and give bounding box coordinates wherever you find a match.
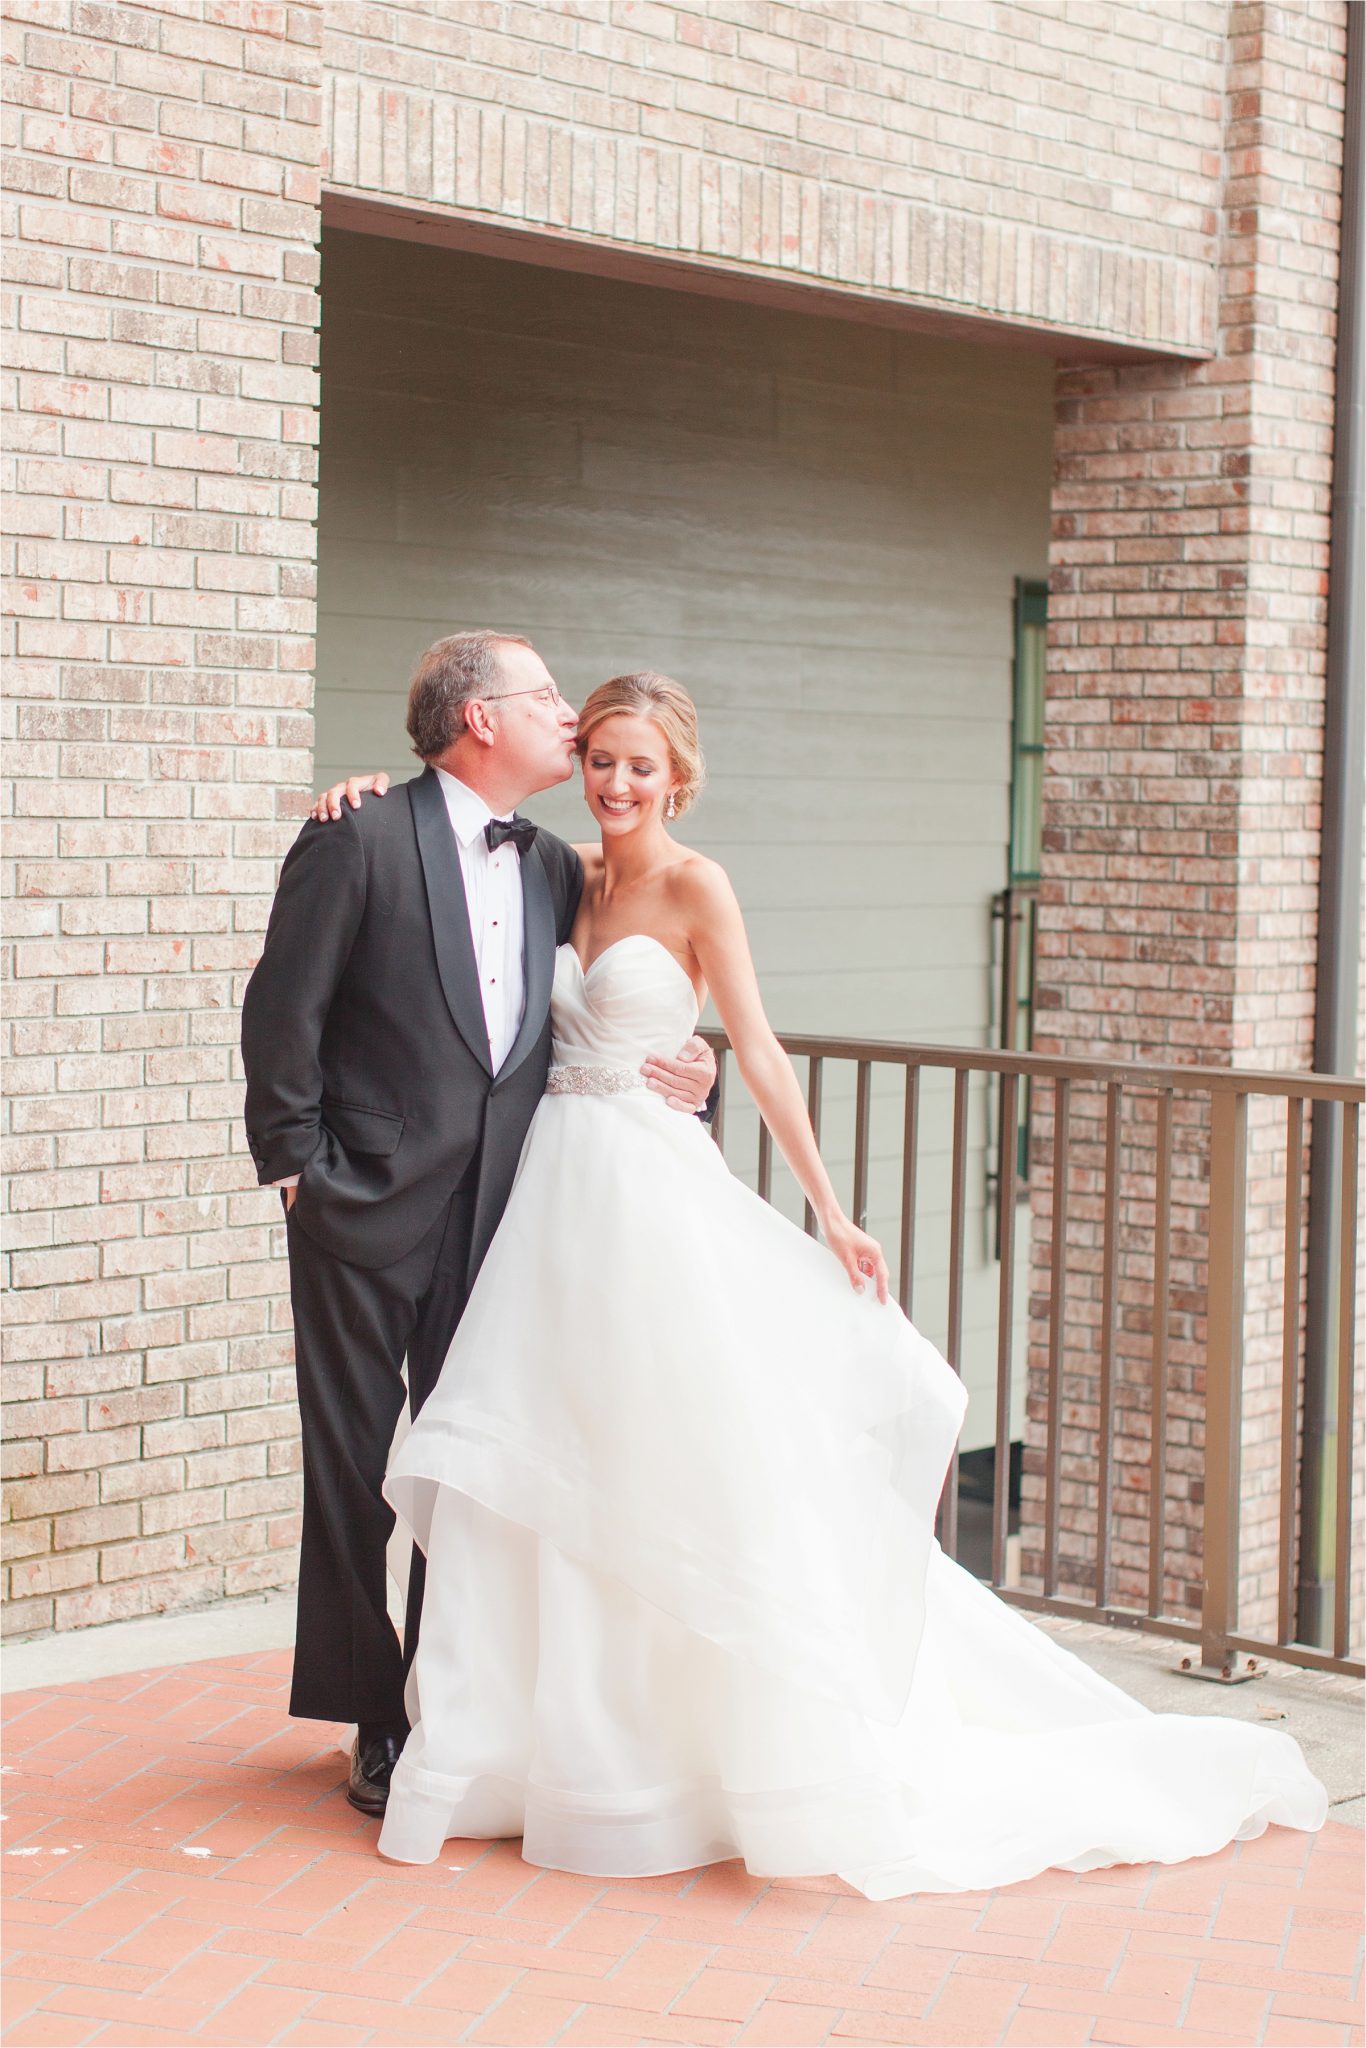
[581,713,678,836]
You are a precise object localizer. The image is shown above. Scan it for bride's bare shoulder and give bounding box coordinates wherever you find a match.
[664,846,739,914]
[571,842,605,876]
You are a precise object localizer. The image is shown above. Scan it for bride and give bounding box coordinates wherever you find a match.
[324,670,1327,1899]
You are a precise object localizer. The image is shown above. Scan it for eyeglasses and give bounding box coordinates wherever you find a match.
[481,683,570,710]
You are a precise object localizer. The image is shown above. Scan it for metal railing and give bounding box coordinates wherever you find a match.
[702,1029,1365,1681]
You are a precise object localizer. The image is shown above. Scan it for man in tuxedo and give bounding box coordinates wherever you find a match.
[241,630,716,1814]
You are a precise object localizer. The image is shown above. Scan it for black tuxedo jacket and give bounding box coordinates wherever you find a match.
[241,767,584,1274]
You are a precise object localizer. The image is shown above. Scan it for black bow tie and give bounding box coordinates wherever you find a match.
[484,815,538,856]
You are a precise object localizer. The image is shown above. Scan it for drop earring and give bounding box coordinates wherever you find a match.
[665,791,678,820]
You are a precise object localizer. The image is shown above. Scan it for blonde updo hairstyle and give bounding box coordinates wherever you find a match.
[575,671,706,817]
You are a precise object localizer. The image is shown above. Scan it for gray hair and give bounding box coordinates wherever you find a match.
[405,630,533,761]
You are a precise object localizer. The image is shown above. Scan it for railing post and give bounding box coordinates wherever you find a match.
[1277,1094,1306,1645]
[803,1057,823,1237]
[1148,1087,1174,1620]
[992,1070,1020,1588]
[898,1064,920,1316]
[1044,1074,1071,1599]
[1190,1089,1258,1681]
[939,1069,970,1562]
[852,1060,871,1231]
[1334,1099,1360,1660]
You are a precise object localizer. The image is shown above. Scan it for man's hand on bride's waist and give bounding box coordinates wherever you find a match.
[640,1035,716,1115]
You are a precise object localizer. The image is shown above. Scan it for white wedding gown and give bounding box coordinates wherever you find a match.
[378,936,1328,1895]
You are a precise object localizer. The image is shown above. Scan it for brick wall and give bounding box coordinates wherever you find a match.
[320,0,1226,357]
[2,0,1355,1649]
[1021,0,1353,1643]
[2,0,323,1636]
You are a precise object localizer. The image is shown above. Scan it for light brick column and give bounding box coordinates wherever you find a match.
[1,0,323,1636]
[1022,1,1350,1635]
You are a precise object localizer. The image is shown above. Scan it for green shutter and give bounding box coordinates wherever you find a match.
[1007,578,1047,1186]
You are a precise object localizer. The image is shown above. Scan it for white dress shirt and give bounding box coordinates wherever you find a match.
[273,770,529,1188]
[433,766,527,1074]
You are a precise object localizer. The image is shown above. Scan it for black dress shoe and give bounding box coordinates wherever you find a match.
[346,1728,403,1816]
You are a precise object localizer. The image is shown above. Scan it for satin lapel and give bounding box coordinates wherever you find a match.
[498,834,555,1084]
[410,767,493,1077]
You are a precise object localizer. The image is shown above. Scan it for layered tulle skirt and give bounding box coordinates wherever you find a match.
[379,1089,1328,1894]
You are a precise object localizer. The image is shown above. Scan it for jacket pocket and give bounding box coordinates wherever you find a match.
[320,1097,405,1156]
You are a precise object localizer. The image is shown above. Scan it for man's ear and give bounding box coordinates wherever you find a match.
[462,699,498,749]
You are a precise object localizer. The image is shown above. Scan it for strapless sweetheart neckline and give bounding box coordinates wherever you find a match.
[561,934,700,1016]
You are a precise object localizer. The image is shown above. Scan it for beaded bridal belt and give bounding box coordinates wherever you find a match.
[544,1063,646,1097]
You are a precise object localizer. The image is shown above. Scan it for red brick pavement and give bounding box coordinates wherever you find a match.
[1,1649,1361,2047]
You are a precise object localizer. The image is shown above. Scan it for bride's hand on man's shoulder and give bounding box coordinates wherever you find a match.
[823,1213,890,1305]
[310,772,389,822]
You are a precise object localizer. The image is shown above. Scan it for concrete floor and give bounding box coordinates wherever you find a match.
[1027,1612,1364,1830]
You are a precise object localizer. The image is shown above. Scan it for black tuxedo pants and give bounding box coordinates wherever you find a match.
[284,1174,477,1726]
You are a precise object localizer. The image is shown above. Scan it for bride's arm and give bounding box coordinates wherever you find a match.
[683,861,890,1302]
